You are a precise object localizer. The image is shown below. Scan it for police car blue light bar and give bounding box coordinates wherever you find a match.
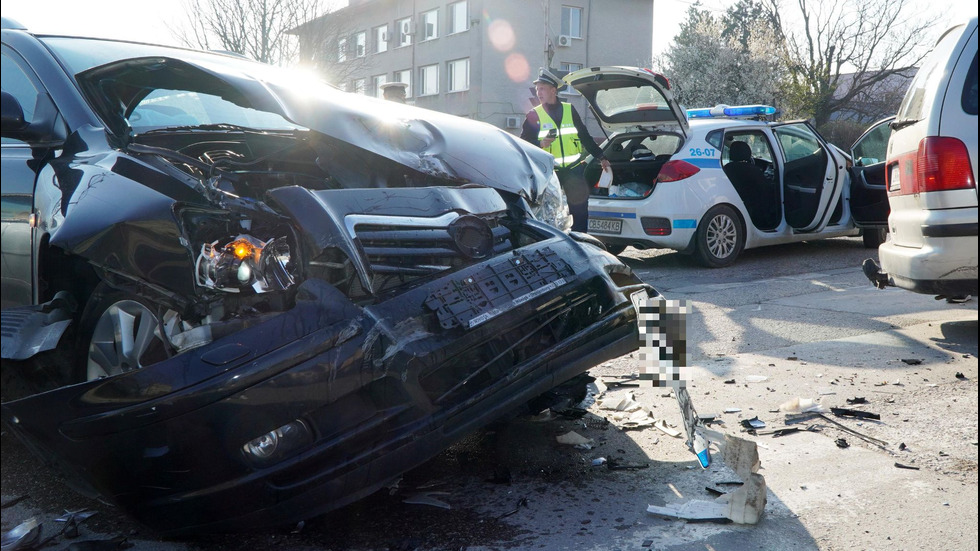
[686,104,777,119]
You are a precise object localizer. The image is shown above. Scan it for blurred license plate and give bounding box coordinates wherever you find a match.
[588,218,622,234]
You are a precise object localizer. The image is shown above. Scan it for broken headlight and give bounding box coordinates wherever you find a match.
[196,235,296,293]
[530,171,572,232]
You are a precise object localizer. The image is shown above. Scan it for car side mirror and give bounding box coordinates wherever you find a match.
[1,91,28,134]
[0,90,66,145]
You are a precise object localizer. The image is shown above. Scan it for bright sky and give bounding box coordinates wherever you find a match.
[3,0,975,60]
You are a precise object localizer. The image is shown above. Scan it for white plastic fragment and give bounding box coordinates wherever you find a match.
[745,375,768,383]
[556,431,594,449]
[778,397,827,413]
[653,419,682,438]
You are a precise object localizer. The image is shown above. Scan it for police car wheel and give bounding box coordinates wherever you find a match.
[694,205,744,268]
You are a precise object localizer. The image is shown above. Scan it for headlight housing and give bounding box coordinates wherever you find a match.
[196,234,296,293]
[529,171,572,232]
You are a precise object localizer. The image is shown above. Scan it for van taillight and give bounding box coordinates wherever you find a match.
[915,137,975,193]
[656,160,700,182]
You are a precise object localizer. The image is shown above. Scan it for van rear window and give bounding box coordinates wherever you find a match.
[962,52,978,116]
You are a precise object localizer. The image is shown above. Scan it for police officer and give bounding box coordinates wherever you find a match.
[520,68,609,232]
[380,81,408,103]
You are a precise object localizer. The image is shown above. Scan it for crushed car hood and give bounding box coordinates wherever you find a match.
[77,57,553,201]
[564,66,689,138]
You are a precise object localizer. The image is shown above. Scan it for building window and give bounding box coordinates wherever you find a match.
[337,37,348,62]
[372,74,388,97]
[373,25,388,53]
[447,58,469,92]
[559,63,583,94]
[354,31,366,57]
[397,17,412,47]
[449,2,468,34]
[561,6,583,38]
[394,69,412,97]
[421,9,439,41]
[352,78,365,95]
[419,64,438,96]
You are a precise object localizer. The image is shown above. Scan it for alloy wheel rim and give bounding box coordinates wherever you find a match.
[706,214,737,259]
[87,300,167,381]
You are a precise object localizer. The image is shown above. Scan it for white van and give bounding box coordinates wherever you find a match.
[864,17,978,298]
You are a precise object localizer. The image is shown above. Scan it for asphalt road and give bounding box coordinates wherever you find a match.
[3,236,977,550]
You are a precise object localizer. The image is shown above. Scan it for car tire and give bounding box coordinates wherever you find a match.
[75,283,172,382]
[694,205,744,268]
[604,244,627,256]
[862,227,887,249]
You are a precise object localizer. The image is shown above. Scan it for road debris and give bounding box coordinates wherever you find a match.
[901,358,922,365]
[403,492,451,509]
[831,407,881,421]
[894,462,920,470]
[723,407,742,414]
[817,414,889,448]
[607,458,650,470]
[62,536,131,550]
[740,417,766,430]
[647,436,767,524]
[779,397,827,413]
[653,419,682,438]
[556,431,594,449]
[0,495,29,510]
[745,375,768,383]
[836,438,850,449]
[846,397,869,405]
[1,517,41,551]
[497,497,529,519]
[955,372,967,380]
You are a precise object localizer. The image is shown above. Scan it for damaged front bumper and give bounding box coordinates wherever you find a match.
[1,236,655,535]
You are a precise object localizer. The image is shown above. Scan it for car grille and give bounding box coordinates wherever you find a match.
[347,212,513,295]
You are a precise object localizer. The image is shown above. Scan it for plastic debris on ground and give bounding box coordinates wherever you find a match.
[830,407,881,421]
[778,397,827,413]
[744,375,768,383]
[1,517,41,551]
[740,417,766,430]
[402,492,452,509]
[556,430,594,449]
[647,435,767,525]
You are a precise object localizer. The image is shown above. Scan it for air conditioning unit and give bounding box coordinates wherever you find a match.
[505,116,521,129]
[557,34,572,47]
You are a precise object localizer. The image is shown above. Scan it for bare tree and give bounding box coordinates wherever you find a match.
[175,0,326,66]
[291,10,373,87]
[766,0,938,127]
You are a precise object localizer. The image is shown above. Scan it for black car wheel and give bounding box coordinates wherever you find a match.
[862,227,888,249]
[76,283,172,382]
[694,205,744,268]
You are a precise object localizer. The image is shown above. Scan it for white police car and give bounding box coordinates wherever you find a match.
[565,66,889,267]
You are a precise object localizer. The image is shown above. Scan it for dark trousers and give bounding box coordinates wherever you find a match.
[557,163,589,232]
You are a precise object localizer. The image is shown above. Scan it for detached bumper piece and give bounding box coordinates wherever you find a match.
[1,239,654,535]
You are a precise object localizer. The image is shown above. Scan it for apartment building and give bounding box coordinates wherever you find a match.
[293,0,654,136]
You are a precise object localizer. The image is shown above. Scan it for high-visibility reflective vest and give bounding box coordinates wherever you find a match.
[534,103,583,167]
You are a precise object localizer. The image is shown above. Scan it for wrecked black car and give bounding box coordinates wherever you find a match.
[0,18,658,535]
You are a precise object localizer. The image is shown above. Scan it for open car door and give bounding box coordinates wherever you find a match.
[772,122,846,232]
[847,117,892,227]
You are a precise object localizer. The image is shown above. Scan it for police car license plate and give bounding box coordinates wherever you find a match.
[588,218,622,234]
